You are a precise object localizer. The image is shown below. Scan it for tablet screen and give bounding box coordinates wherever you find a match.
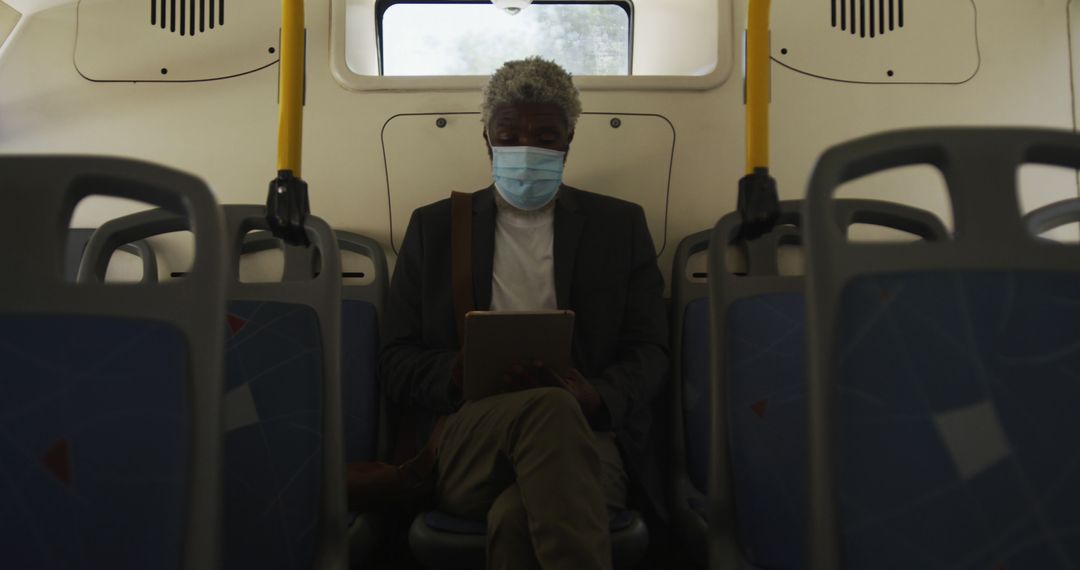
[461,310,575,401]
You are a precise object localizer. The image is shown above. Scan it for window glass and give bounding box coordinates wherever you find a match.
[380,2,630,76]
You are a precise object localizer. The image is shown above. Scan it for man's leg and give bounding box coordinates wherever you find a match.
[486,483,540,570]
[436,387,612,570]
[483,436,629,570]
[594,432,629,517]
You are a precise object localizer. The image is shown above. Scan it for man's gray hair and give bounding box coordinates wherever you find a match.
[481,57,582,130]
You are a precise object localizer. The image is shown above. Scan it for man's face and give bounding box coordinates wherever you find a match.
[484,101,573,155]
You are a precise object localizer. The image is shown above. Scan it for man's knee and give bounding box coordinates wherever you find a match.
[526,386,582,417]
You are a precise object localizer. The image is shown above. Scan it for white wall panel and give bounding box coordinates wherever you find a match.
[772,0,979,84]
[75,0,279,81]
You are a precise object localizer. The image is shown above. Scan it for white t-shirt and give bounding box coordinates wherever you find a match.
[490,206,557,311]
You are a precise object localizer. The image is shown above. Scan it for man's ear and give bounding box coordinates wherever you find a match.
[483,129,492,159]
[567,129,574,145]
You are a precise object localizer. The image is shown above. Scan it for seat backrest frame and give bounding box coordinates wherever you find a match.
[1024,197,1080,237]
[67,228,158,283]
[706,198,947,568]
[82,203,348,570]
[803,128,1080,570]
[221,205,348,570]
[0,155,227,570]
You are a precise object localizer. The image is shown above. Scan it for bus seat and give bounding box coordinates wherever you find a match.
[0,156,227,570]
[669,228,711,564]
[707,199,946,570]
[66,228,157,283]
[804,128,1080,570]
[239,228,388,566]
[335,231,387,465]
[86,206,348,570]
[238,229,387,463]
[222,206,346,570]
[335,231,388,565]
[1024,198,1080,239]
[408,509,649,569]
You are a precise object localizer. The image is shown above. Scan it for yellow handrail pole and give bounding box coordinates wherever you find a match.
[277,0,304,177]
[746,0,771,174]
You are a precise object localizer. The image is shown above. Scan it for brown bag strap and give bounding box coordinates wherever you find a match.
[450,191,475,343]
[424,191,475,452]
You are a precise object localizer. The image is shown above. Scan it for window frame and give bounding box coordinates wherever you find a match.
[374,0,635,76]
[329,0,734,92]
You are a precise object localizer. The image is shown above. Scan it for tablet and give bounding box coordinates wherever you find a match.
[462,310,575,401]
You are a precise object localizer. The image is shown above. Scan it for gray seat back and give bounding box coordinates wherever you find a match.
[82,205,347,570]
[221,205,346,570]
[1024,198,1080,237]
[805,128,1080,570]
[0,155,226,570]
[66,228,157,283]
[668,227,712,562]
[706,199,946,568]
[239,228,389,462]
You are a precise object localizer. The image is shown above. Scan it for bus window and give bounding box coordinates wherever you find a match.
[378,1,631,76]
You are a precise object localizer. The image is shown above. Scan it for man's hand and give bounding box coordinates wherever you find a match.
[501,360,556,392]
[555,368,607,425]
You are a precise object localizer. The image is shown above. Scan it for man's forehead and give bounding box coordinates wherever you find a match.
[489,102,566,124]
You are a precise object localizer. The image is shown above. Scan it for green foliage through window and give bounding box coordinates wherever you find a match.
[379,2,631,76]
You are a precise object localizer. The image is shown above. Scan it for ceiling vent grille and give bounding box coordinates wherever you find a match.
[151,0,224,36]
[832,0,903,38]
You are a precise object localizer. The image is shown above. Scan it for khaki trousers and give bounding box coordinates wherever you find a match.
[436,387,628,570]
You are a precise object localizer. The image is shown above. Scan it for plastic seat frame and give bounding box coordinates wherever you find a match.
[802,128,1080,570]
[239,228,389,566]
[0,155,227,570]
[705,198,947,569]
[82,204,348,570]
[1024,197,1080,238]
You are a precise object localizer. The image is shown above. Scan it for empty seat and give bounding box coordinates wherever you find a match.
[334,232,389,565]
[706,200,946,570]
[669,228,711,564]
[240,228,389,565]
[0,156,227,570]
[83,205,349,570]
[804,128,1080,570]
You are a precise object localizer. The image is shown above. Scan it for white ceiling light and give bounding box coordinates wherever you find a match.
[491,0,532,16]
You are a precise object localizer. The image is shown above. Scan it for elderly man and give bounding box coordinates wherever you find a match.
[380,57,668,570]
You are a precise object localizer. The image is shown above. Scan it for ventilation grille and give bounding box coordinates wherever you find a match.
[832,0,904,38]
[150,0,224,36]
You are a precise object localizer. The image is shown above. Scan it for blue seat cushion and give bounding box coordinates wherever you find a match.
[681,297,710,493]
[726,292,807,569]
[0,315,189,570]
[341,299,379,463]
[836,271,1080,569]
[222,301,324,570]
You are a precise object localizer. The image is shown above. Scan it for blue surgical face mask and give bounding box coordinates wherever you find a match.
[490,145,565,211]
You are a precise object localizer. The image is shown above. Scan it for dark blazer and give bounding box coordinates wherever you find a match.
[380,185,670,519]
